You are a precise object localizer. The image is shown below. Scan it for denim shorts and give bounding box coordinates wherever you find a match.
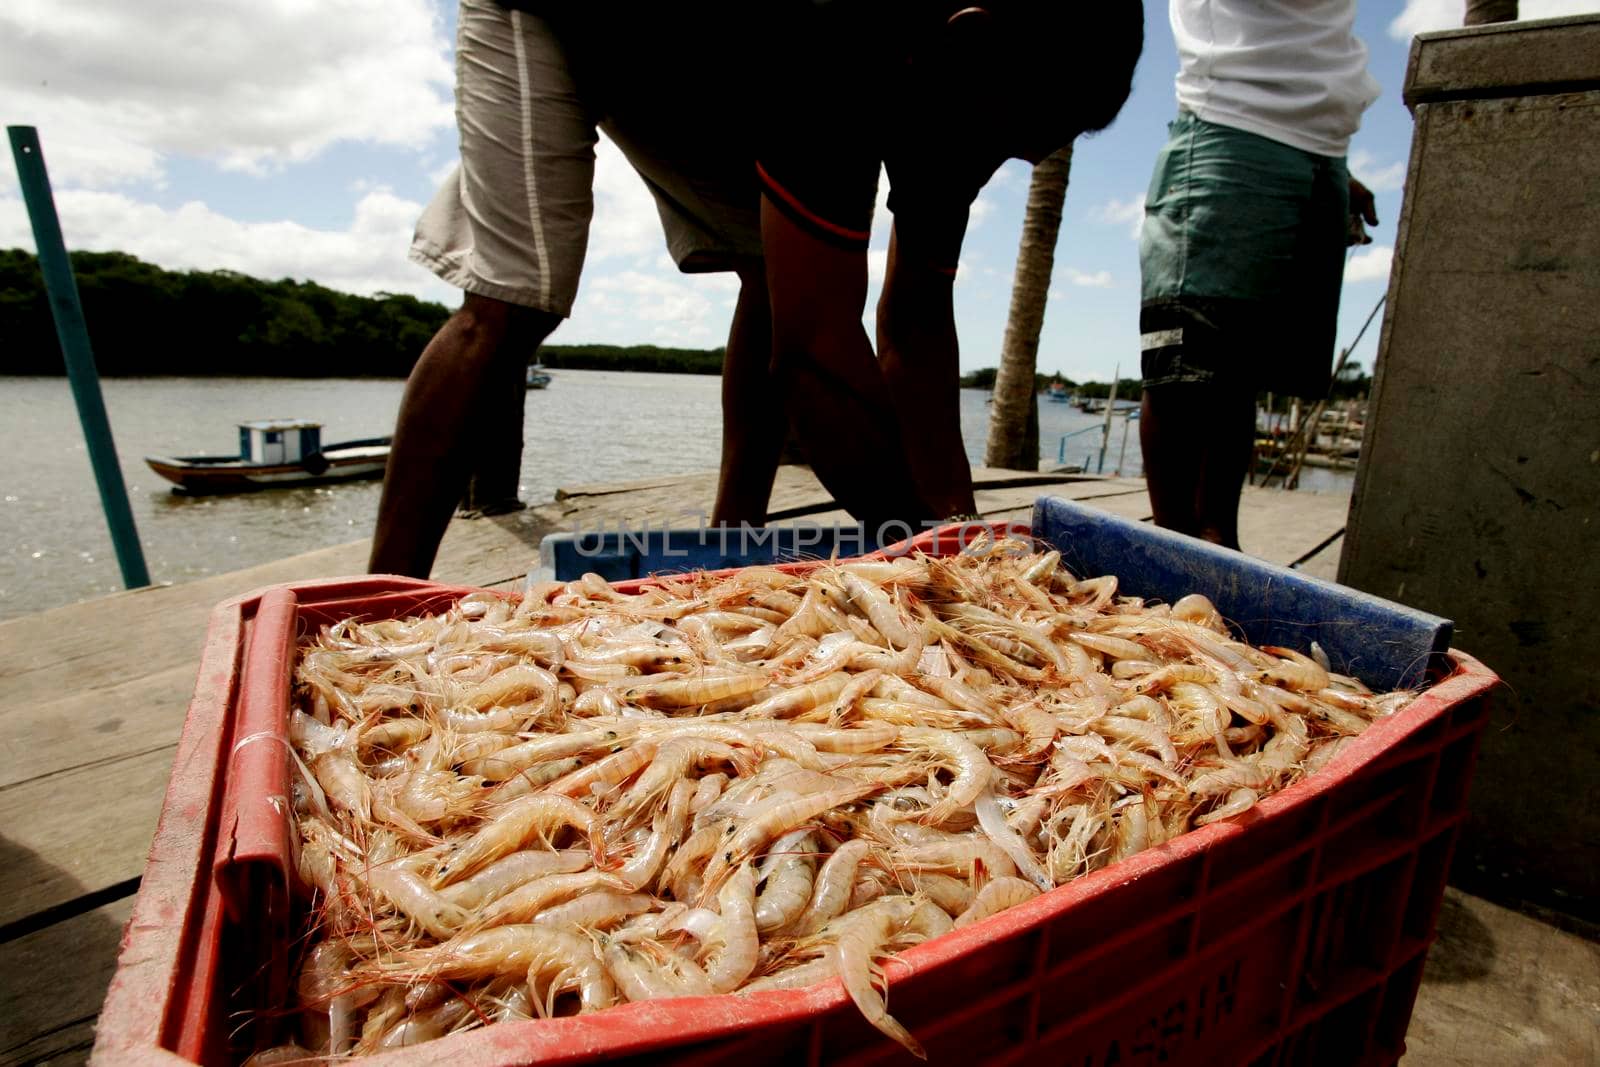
[1139,111,1350,398]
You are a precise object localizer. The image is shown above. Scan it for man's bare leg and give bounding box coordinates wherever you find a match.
[370,293,559,577]
[1140,384,1255,550]
[711,260,785,527]
[462,351,530,515]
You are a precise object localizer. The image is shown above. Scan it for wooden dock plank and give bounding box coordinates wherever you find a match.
[0,897,133,1067]
[0,664,195,790]
[0,746,172,929]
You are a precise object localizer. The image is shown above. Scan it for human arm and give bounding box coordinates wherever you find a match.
[1348,176,1378,246]
[876,224,975,517]
[759,194,930,530]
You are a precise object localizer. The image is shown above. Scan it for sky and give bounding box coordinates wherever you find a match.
[3,0,1598,383]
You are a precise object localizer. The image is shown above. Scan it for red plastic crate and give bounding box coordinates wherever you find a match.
[93,535,1497,1066]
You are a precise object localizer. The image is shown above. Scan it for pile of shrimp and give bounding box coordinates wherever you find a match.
[274,539,1412,1061]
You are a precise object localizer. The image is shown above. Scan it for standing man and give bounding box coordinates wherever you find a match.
[546,2,1144,531]
[369,0,770,577]
[729,0,1146,526]
[1138,0,1381,548]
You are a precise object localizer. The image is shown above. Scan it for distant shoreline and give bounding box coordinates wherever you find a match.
[1,247,725,378]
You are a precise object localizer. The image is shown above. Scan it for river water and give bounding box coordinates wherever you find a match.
[0,373,1350,620]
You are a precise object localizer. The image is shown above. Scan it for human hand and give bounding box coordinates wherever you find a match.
[1347,177,1378,246]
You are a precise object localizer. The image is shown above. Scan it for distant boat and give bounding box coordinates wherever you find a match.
[1046,382,1070,403]
[526,364,553,390]
[144,419,390,494]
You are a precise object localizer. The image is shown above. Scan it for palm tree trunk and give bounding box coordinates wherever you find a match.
[1465,0,1518,24]
[986,146,1073,471]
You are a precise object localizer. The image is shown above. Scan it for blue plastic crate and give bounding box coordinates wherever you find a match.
[539,496,1450,691]
[1029,497,1450,692]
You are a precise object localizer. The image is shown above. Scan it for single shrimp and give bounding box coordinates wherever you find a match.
[533,890,654,929]
[377,923,583,982]
[1001,702,1058,757]
[869,676,947,709]
[840,571,914,648]
[688,772,727,815]
[1133,662,1215,695]
[791,839,871,936]
[741,956,839,993]
[460,729,621,781]
[701,863,760,992]
[754,831,817,933]
[903,872,974,917]
[545,740,659,800]
[358,717,431,757]
[974,788,1053,891]
[702,784,879,897]
[827,896,928,1059]
[1094,716,1179,766]
[1068,631,1151,663]
[434,793,608,883]
[602,939,714,1001]
[1165,591,1218,624]
[462,663,561,716]
[572,686,625,717]
[894,728,992,824]
[1187,758,1272,798]
[1195,787,1260,826]
[438,849,592,910]
[479,870,631,927]
[1111,659,1164,680]
[364,863,474,938]
[821,668,885,723]
[615,779,695,891]
[438,704,519,734]
[789,722,899,754]
[1256,647,1330,693]
[953,876,1040,928]
[884,824,1019,882]
[620,671,769,709]
[310,751,371,821]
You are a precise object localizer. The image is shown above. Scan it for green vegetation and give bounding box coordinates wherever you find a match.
[0,249,724,377]
[1076,376,1143,399]
[960,367,1081,392]
[537,344,723,375]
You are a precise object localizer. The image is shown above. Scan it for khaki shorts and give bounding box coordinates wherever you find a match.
[410,0,762,316]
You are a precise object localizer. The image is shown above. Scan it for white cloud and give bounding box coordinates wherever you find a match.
[1391,0,1600,39]
[1064,268,1114,288]
[867,248,889,284]
[0,0,454,188]
[1345,245,1394,284]
[0,186,448,300]
[587,135,674,264]
[575,270,729,345]
[1094,195,1146,240]
[1349,149,1407,192]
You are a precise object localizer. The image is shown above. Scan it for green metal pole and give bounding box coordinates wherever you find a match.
[8,126,151,589]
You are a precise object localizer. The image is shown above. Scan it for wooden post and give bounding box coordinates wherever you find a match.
[1339,15,1600,921]
[8,126,150,589]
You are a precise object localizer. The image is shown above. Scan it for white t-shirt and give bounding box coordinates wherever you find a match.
[1171,0,1381,158]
